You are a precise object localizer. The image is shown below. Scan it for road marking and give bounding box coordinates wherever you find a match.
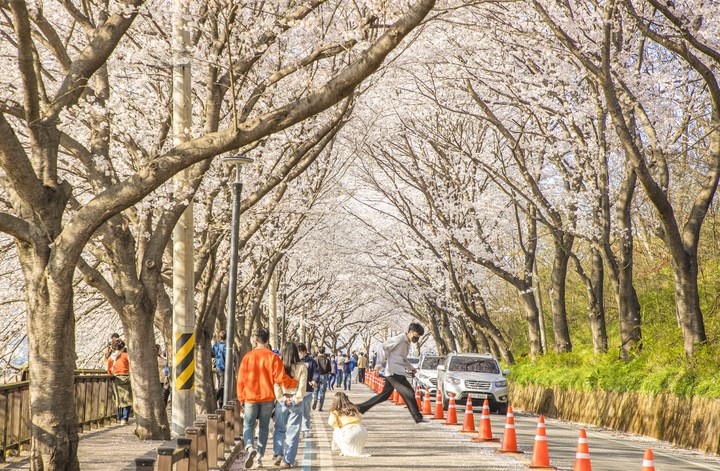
[301,407,334,471]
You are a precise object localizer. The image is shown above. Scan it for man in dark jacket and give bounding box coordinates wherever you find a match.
[298,343,319,437]
[313,346,332,411]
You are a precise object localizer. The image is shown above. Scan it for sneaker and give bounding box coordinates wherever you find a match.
[256,457,263,468]
[244,447,257,469]
[119,419,128,426]
[273,455,283,466]
[415,416,428,423]
[318,408,323,412]
[312,400,317,410]
[280,462,294,468]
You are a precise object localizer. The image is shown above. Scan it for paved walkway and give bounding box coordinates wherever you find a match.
[317,386,525,471]
[1,422,165,470]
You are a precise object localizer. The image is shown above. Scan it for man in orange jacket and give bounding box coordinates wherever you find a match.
[237,327,297,469]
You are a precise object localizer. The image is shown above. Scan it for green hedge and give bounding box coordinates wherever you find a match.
[508,345,720,399]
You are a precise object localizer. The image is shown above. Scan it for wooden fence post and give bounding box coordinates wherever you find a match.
[206,414,219,468]
[176,437,192,471]
[216,409,229,455]
[233,400,242,443]
[135,457,155,470]
[186,427,199,470]
[193,420,208,471]
[156,447,175,471]
[222,405,234,454]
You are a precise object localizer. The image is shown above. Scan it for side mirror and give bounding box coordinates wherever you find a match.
[437,365,445,371]
[502,369,511,375]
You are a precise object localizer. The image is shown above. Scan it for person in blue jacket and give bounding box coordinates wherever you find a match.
[211,331,227,407]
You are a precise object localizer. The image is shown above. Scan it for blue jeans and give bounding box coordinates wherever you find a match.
[312,374,328,410]
[301,394,312,432]
[117,406,131,421]
[343,371,351,390]
[335,370,343,388]
[273,400,302,464]
[243,401,274,456]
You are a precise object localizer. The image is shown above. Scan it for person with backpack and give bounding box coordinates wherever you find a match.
[313,346,332,411]
[297,343,320,437]
[211,331,227,407]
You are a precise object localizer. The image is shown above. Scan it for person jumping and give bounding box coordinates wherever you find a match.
[356,322,425,423]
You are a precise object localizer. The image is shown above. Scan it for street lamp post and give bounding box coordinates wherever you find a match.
[223,155,253,406]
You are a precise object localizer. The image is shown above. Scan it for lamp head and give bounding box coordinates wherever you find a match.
[223,155,254,166]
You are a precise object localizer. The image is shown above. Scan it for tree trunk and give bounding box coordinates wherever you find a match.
[519,289,543,357]
[614,165,642,359]
[123,303,171,439]
[25,268,80,471]
[439,309,457,352]
[672,252,707,357]
[459,318,479,353]
[428,313,449,355]
[194,316,217,414]
[476,329,491,354]
[588,249,608,353]
[548,234,573,353]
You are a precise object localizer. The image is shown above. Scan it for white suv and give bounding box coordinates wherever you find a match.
[436,353,510,413]
[413,355,445,394]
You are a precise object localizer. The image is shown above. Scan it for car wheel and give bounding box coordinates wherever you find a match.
[496,404,508,415]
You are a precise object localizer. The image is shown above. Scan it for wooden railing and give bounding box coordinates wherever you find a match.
[0,369,115,462]
[135,400,243,471]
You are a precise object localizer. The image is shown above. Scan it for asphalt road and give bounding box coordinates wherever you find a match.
[479,408,720,470]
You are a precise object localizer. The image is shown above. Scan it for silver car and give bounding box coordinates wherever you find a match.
[436,353,510,413]
[413,355,445,394]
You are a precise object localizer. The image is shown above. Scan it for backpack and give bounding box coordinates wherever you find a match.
[316,355,332,374]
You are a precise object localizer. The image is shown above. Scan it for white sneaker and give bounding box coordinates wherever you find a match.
[119,419,128,426]
[244,446,257,468]
[256,456,264,468]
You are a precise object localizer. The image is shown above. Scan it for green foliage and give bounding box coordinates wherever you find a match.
[503,228,720,400]
[509,346,720,399]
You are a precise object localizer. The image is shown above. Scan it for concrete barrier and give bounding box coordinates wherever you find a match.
[509,383,720,454]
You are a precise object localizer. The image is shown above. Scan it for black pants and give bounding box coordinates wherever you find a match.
[358,368,366,384]
[357,374,422,422]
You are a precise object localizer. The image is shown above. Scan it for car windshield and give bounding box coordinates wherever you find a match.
[408,357,420,365]
[420,357,444,369]
[449,357,499,374]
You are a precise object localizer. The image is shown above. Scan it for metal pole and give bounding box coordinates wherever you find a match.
[268,270,279,349]
[223,170,242,406]
[171,0,194,435]
[281,292,287,345]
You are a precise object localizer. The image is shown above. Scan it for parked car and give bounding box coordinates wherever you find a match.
[413,355,445,394]
[436,353,510,414]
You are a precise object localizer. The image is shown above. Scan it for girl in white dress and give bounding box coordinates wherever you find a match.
[327,392,369,457]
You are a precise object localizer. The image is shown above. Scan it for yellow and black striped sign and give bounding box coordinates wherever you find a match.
[175,333,195,390]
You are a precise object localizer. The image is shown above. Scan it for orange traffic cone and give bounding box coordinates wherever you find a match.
[444,393,458,425]
[432,390,444,420]
[573,429,591,471]
[471,399,499,442]
[642,449,655,471]
[460,398,476,433]
[415,387,422,409]
[529,416,557,469]
[390,389,399,403]
[422,389,432,415]
[496,406,522,454]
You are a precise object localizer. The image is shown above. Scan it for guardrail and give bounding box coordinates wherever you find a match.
[1,369,115,462]
[135,400,243,471]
